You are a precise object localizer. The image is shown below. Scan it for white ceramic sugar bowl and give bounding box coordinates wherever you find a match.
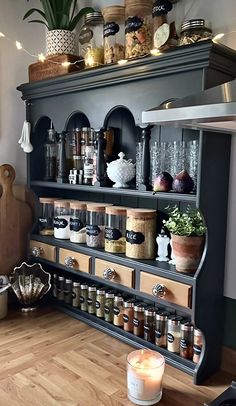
[107,152,136,188]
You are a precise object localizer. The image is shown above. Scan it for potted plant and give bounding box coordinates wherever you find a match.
[23,0,94,56]
[163,206,206,273]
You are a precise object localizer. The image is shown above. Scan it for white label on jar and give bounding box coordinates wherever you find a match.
[54,215,70,239]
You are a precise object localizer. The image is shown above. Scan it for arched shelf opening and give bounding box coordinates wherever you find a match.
[31,116,52,181]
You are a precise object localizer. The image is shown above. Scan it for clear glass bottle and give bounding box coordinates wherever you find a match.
[180,322,194,359]
[113,294,124,327]
[167,316,183,353]
[179,19,213,46]
[104,291,114,323]
[144,307,156,343]
[96,288,106,318]
[83,146,94,185]
[126,209,156,259]
[54,200,70,239]
[70,201,87,243]
[155,310,170,347]
[80,284,88,311]
[43,126,57,181]
[79,12,104,68]
[105,206,127,253]
[39,197,55,236]
[125,0,153,59]
[86,203,112,248]
[102,6,125,64]
[123,299,135,332]
[88,285,97,314]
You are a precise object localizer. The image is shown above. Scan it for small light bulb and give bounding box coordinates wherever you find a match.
[117,59,128,65]
[212,33,225,43]
[150,49,162,56]
[38,53,46,62]
[61,61,71,67]
[16,41,22,50]
[0,32,5,38]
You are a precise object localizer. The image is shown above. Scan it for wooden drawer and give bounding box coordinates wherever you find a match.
[59,248,91,274]
[140,272,192,309]
[95,259,134,288]
[30,240,56,263]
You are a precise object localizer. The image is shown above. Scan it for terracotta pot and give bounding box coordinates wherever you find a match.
[46,30,77,56]
[171,234,204,273]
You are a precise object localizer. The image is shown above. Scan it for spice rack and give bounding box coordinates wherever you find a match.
[18,41,236,384]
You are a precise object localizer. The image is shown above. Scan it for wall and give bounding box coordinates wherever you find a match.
[0,1,236,300]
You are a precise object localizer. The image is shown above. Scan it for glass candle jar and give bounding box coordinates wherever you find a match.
[167,316,183,353]
[133,303,147,337]
[125,0,153,59]
[179,19,213,46]
[86,203,112,248]
[64,278,72,305]
[113,294,124,327]
[54,200,70,239]
[72,282,81,308]
[79,12,104,68]
[102,5,125,64]
[127,349,165,405]
[123,299,135,332]
[104,291,114,323]
[80,284,88,311]
[70,201,87,243]
[180,322,194,360]
[144,307,156,343]
[39,197,56,236]
[193,328,203,363]
[96,288,106,318]
[105,206,127,254]
[126,209,157,259]
[88,285,97,314]
[155,311,170,348]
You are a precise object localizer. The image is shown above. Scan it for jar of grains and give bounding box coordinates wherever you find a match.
[86,203,112,248]
[39,197,56,236]
[126,208,157,259]
[70,201,87,244]
[105,206,127,253]
[102,6,125,64]
[167,316,183,353]
[113,294,124,327]
[123,299,135,332]
[179,19,212,46]
[54,200,71,239]
[79,11,104,68]
[125,0,153,59]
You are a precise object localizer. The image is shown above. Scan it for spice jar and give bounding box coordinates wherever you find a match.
[52,273,57,298]
[123,299,135,332]
[80,284,88,311]
[54,200,70,239]
[102,6,125,64]
[86,203,112,248]
[193,328,203,363]
[126,209,157,259]
[125,0,153,59]
[113,294,124,327]
[104,291,114,323]
[57,276,65,301]
[39,197,55,236]
[179,19,213,46]
[88,285,97,314]
[155,310,170,348]
[96,288,106,318]
[167,316,183,353]
[70,201,87,244]
[133,303,147,337]
[64,278,73,305]
[144,307,156,343]
[180,322,194,359]
[105,206,127,254]
[79,12,104,68]
[72,282,81,308]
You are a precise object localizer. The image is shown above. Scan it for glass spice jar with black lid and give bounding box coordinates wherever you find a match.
[123,299,135,332]
[104,291,115,323]
[96,288,106,318]
[155,310,171,348]
[144,307,156,343]
[133,303,148,337]
[88,285,97,314]
[113,294,124,327]
[80,284,88,312]
[180,321,194,360]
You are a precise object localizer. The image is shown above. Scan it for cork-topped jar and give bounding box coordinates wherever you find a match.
[102,6,125,64]
[86,203,113,248]
[105,206,127,253]
[54,200,71,239]
[70,201,87,244]
[39,197,56,236]
[126,208,156,259]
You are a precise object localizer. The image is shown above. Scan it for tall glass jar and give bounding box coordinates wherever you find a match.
[126,209,156,259]
[167,316,183,353]
[80,284,88,311]
[72,282,80,308]
[88,285,97,314]
[86,203,112,248]
[123,299,135,332]
[125,0,153,59]
[105,206,127,254]
[96,288,106,318]
[79,12,104,68]
[144,307,156,343]
[64,278,72,305]
[113,294,124,327]
[193,328,203,363]
[133,303,147,337]
[54,200,70,239]
[39,197,56,236]
[70,201,87,243]
[155,310,170,348]
[180,322,194,360]
[104,291,114,323]
[102,6,125,64]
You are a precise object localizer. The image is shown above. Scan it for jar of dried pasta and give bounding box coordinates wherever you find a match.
[102,6,125,64]
[125,0,153,59]
[105,206,127,253]
[126,208,157,259]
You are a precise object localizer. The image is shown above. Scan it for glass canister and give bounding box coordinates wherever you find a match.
[113,294,124,327]
[88,285,97,314]
[180,322,194,360]
[86,203,112,248]
[105,206,127,254]
[155,310,170,348]
[57,276,65,301]
[79,12,104,68]
[96,288,106,318]
[167,316,183,353]
[123,299,135,332]
[80,284,88,311]
[125,0,153,59]
[133,303,147,337]
[39,197,55,236]
[70,201,87,243]
[54,200,70,239]
[144,307,156,343]
[179,19,213,46]
[102,5,125,64]
[126,208,157,259]
[193,328,203,363]
[104,291,114,323]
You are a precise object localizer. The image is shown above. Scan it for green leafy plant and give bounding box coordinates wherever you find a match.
[163,206,206,237]
[23,0,94,31]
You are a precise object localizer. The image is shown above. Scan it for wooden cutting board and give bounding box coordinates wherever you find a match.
[0,164,33,275]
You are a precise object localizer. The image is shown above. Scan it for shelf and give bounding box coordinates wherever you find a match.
[53,300,196,377]
[30,181,197,202]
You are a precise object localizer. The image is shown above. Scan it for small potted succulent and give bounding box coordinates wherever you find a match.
[164,206,206,273]
[24,0,94,56]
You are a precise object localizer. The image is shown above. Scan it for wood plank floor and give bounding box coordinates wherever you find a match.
[0,308,234,406]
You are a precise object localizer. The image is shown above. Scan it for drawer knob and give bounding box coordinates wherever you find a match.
[31,246,44,257]
[152,283,167,298]
[103,268,116,280]
[64,256,76,268]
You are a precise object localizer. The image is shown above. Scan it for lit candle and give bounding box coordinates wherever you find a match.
[127,349,165,405]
